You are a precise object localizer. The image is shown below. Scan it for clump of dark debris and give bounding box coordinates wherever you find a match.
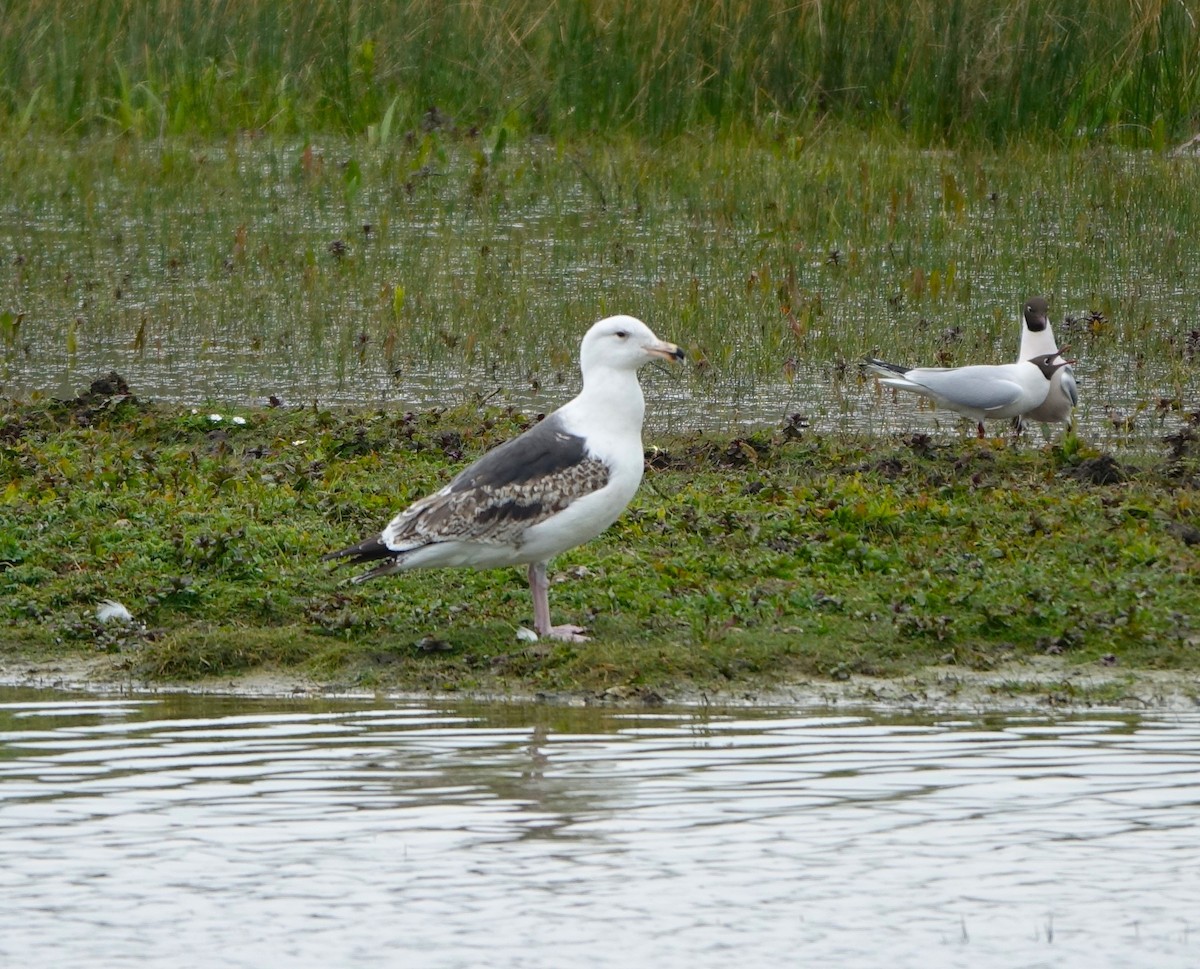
[54,371,140,425]
[1065,454,1126,485]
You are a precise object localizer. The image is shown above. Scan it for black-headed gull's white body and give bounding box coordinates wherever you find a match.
[1017,296,1078,429]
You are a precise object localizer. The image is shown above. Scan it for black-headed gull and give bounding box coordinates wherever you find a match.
[1017,296,1079,430]
[863,352,1070,438]
[325,315,684,642]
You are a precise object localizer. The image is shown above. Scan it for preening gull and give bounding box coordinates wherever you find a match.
[1016,296,1079,430]
[862,352,1070,438]
[324,315,684,641]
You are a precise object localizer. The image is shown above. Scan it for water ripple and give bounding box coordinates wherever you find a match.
[0,691,1197,968]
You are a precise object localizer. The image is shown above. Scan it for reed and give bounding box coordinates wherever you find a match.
[1,0,1198,145]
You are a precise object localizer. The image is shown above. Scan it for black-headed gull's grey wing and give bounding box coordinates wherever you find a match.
[1059,365,1079,408]
[901,366,1027,413]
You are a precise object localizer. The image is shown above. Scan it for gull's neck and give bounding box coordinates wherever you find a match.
[1019,321,1060,360]
[570,365,647,435]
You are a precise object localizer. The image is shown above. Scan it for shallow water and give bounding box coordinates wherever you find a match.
[3,139,1198,449]
[1,687,1197,968]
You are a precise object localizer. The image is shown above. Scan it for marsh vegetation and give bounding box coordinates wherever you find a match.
[2,134,1199,446]
[1,392,1196,694]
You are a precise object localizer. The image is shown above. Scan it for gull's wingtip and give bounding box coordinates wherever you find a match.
[322,535,392,564]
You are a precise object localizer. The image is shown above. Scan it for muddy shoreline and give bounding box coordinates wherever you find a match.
[4,653,1198,715]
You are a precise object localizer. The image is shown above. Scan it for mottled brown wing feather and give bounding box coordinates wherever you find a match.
[384,456,610,550]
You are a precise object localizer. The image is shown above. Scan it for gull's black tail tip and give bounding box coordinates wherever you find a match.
[860,356,909,378]
[322,535,392,564]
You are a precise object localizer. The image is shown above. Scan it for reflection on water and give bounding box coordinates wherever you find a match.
[1,688,1198,968]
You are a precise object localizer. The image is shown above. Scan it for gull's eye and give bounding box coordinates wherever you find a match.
[615,330,628,339]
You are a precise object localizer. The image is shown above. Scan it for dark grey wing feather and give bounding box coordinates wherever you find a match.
[443,414,589,491]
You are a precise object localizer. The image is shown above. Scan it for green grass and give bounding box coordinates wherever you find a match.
[1,0,1198,146]
[2,395,1196,694]
[1,3,1198,699]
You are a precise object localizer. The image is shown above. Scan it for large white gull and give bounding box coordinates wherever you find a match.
[324,315,684,641]
[1016,295,1079,430]
[862,352,1070,438]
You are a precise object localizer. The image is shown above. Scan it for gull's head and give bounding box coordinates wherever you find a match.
[1023,296,1051,333]
[1027,352,1070,380]
[579,315,685,375]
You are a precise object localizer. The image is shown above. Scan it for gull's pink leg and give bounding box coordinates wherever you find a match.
[527,562,588,642]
